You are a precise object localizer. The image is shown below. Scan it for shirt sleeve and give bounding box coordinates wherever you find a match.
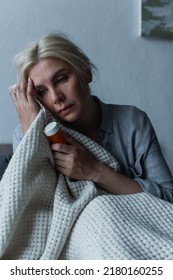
[130,110,173,203]
[12,124,23,153]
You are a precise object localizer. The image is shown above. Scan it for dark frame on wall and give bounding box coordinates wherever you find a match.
[141,0,173,38]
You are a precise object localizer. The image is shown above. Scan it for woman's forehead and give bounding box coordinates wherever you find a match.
[28,58,73,83]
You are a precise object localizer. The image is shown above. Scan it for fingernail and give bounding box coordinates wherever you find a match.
[28,77,32,83]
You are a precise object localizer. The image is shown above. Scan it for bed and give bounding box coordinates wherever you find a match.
[0,144,12,180]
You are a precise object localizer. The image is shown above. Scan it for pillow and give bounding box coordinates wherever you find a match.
[0,154,11,180]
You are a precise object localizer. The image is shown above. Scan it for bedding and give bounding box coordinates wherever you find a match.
[0,108,173,260]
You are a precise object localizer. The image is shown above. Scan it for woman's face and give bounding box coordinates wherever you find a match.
[29,57,91,124]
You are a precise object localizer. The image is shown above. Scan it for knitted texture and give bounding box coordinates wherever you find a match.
[0,109,120,259]
[60,193,173,259]
[1,109,173,259]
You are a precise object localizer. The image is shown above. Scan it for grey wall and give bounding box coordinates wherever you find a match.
[1,0,173,173]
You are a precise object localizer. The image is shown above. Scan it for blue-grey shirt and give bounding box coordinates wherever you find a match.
[13,96,173,202]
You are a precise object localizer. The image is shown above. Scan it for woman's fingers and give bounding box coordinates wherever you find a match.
[13,81,26,102]
[10,77,40,134]
[51,143,73,154]
[11,78,35,102]
[51,138,98,181]
[27,77,36,101]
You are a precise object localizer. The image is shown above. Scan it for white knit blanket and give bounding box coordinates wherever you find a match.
[1,109,173,260]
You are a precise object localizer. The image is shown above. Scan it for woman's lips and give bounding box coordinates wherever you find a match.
[58,104,74,115]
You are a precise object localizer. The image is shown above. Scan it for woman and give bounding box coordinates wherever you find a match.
[11,33,173,201]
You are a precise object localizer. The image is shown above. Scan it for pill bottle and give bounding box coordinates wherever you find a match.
[43,121,68,144]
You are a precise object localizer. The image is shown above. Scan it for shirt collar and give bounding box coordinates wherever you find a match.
[92,95,113,134]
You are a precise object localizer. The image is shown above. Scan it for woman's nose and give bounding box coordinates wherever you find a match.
[51,89,65,104]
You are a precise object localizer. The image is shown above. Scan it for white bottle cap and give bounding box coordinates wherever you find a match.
[43,121,59,136]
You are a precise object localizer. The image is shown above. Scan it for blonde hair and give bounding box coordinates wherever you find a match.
[13,33,97,88]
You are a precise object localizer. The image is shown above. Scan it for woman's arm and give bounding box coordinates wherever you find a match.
[125,109,173,202]
[93,161,142,194]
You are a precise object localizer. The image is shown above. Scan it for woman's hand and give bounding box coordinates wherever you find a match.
[10,77,40,134]
[51,135,99,181]
[51,134,142,195]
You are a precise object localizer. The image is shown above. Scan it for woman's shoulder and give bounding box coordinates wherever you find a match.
[109,103,145,117]
[104,101,149,125]
[108,103,154,136]
[94,96,145,118]
[94,96,152,130]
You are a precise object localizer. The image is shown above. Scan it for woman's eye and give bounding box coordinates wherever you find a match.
[36,88,47,96]
[56,75,68,84]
